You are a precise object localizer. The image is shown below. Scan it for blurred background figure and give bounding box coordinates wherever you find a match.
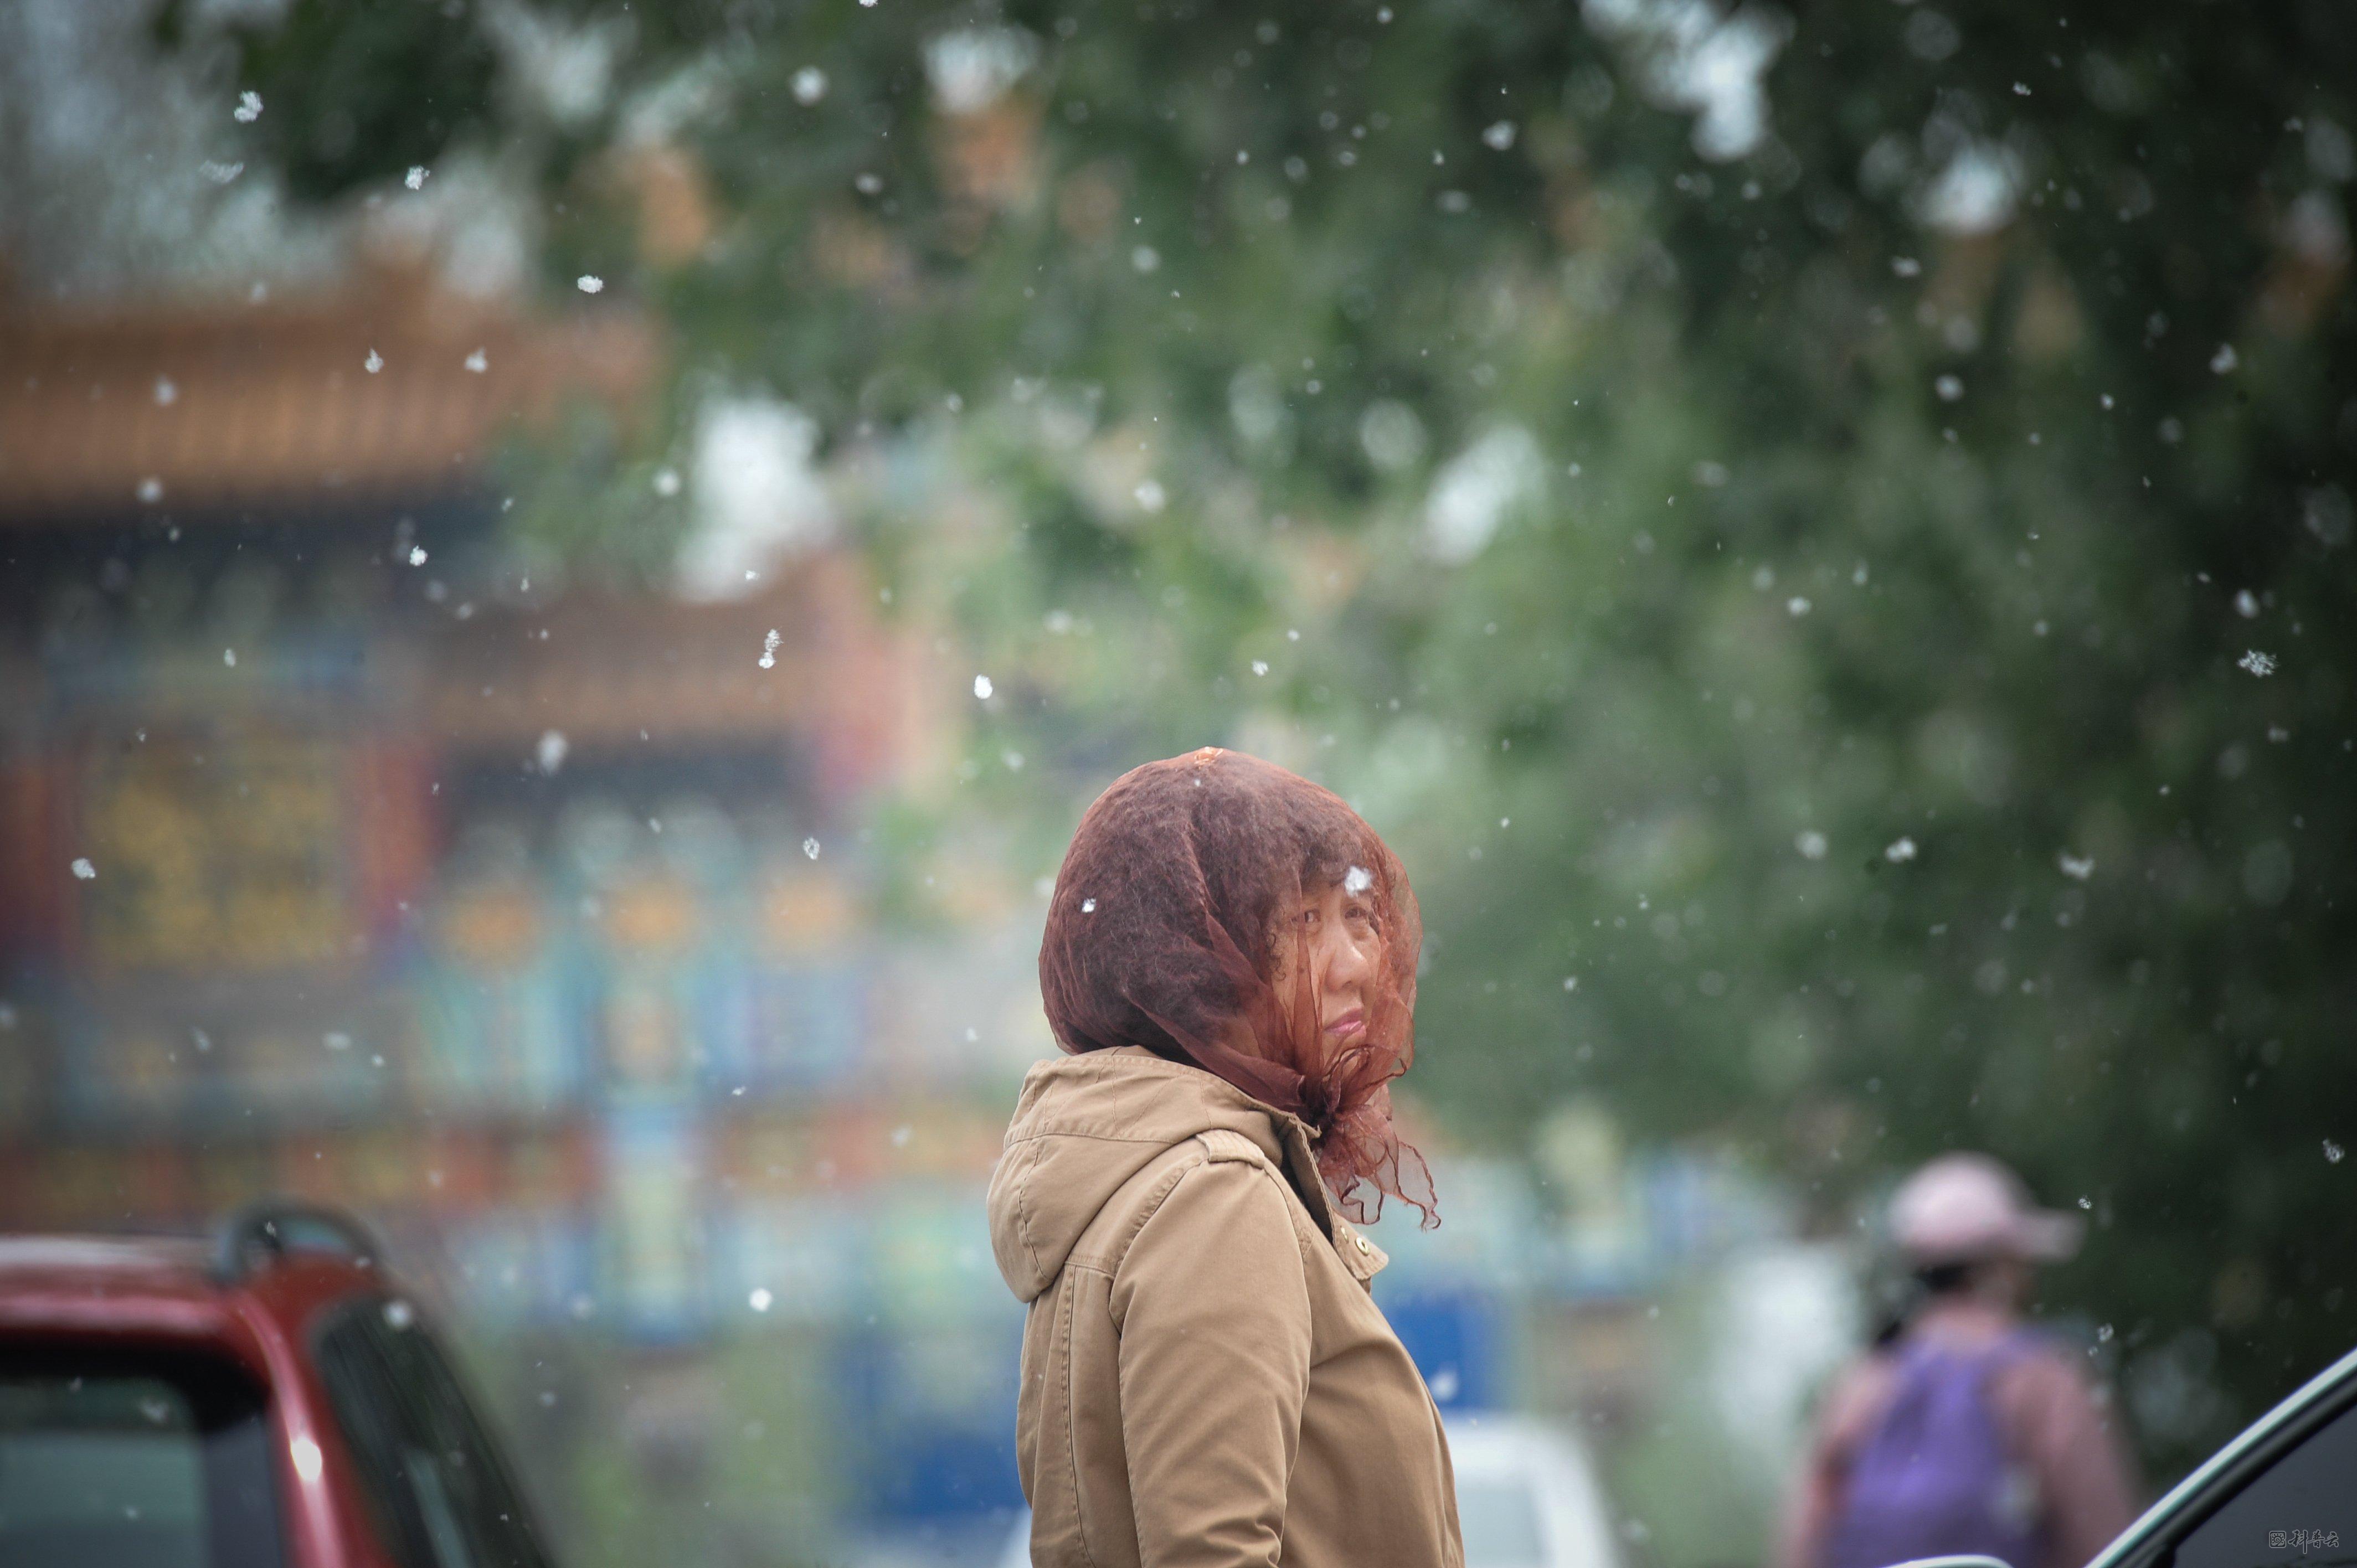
[1776,1154,2139,1568]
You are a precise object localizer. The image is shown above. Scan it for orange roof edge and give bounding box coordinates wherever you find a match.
[0,265,661,522]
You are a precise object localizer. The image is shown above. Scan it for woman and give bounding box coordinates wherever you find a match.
[988,746,1463,1568]
[1776,1153,2138,1568]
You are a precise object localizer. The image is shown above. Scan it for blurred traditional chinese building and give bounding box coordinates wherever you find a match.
[0,255,1057,1531]
[0,261,1011,1278]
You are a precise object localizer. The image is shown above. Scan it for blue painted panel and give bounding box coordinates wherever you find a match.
[1377,1288,1505,1412]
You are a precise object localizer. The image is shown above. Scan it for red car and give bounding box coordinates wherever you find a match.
[0,1201,555,1568]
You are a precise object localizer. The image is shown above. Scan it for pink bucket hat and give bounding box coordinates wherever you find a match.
[1888,1152,2085,1265]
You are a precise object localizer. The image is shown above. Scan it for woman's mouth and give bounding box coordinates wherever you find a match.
[1325,1010,1365,1039]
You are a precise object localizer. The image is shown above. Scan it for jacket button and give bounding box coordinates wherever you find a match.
[1354,1236,1371,1255]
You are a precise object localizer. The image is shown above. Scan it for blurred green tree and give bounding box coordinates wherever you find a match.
[173,0,2357,1481]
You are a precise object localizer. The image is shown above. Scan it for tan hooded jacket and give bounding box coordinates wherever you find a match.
[987,1045,1463,1568]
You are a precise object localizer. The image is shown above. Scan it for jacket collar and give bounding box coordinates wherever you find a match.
[1239,1077,1390,1282]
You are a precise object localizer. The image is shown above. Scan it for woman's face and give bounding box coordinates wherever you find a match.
[1273,874,1382,1057]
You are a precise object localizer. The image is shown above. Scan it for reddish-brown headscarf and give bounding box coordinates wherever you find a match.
[1038,746,1437,1228]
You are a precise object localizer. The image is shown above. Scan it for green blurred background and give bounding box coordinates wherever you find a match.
[2,0,2353,1564]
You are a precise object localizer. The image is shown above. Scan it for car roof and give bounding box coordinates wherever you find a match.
[1440,1411,1600,1465]
[0,1233,219,1297]
[0,1223,389,1348]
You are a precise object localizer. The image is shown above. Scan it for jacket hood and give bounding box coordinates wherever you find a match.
[987,1046,1321,1303]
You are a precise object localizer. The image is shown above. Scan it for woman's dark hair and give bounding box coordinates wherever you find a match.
[1914,1259,1980,1296]
[1870,1257,1996,1347]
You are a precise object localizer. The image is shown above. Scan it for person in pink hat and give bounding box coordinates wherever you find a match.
[1774,1153,2141,1568]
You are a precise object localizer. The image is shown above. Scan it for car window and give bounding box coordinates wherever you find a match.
[0,1345,283,1568]
[313,1298,552,1568]
[1458,1474,1550,1568]
[2169,1396,2357,1568]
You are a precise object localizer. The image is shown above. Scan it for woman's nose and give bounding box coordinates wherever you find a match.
[1322,927,1373,991]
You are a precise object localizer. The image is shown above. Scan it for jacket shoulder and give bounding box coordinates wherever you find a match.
[1194,1127,1274,1166]
[1073,1132,1309,1279]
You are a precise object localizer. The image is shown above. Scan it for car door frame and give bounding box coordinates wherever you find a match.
[2086,1344,2357,1568]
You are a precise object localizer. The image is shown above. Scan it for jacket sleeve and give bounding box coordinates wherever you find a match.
[1110,1155,1314,1568]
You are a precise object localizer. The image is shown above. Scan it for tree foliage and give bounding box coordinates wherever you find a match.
[183,0,2357,1472]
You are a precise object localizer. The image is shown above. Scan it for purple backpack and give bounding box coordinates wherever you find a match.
[1820,1331,2044,1568]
